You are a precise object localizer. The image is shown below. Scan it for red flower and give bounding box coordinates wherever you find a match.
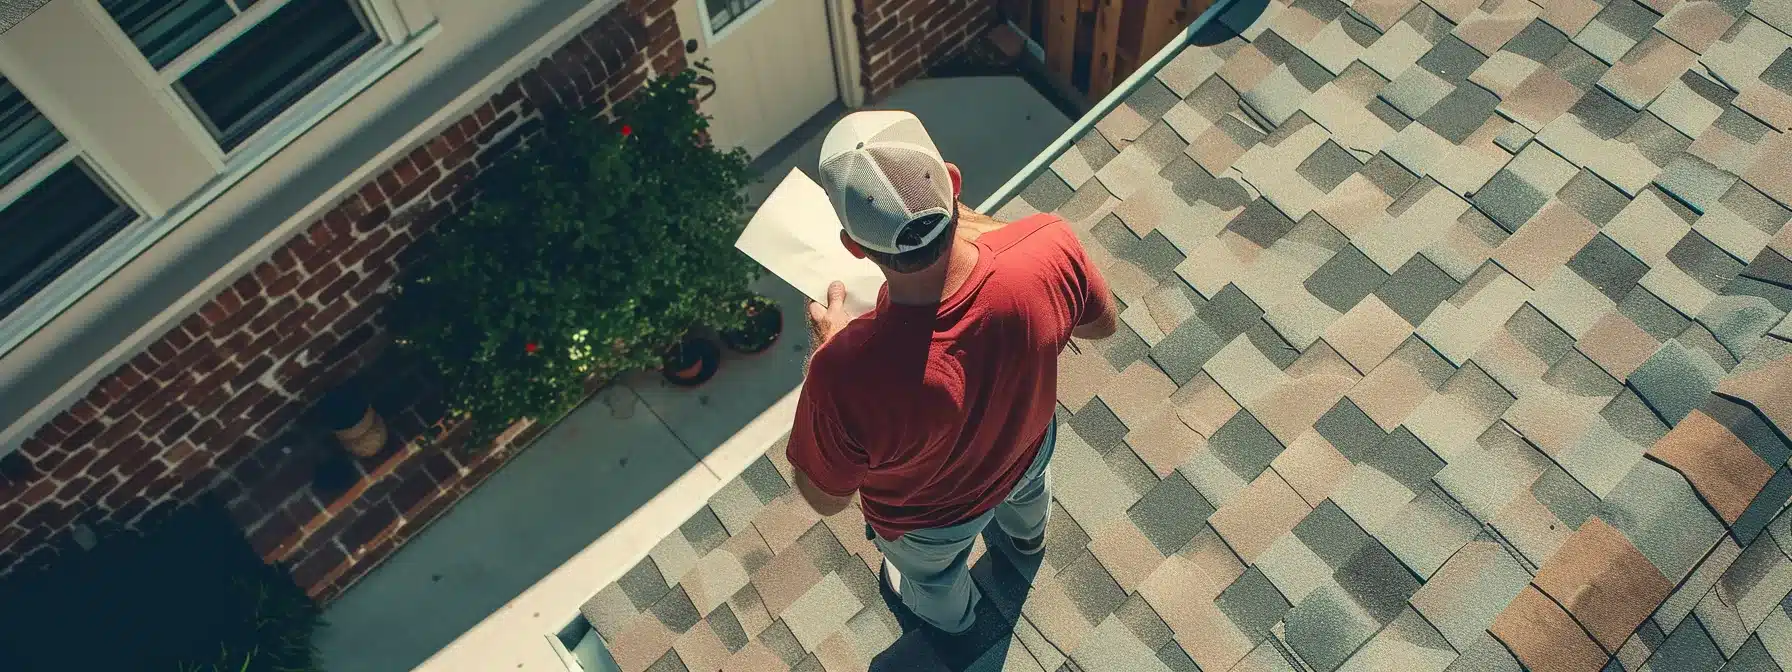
[525,342,539,354]
[620,124,632,137]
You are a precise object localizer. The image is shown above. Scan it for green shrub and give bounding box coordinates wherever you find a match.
[390,67,759,446]
[0,497,323,671]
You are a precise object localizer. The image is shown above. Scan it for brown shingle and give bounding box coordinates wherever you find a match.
[1489,585,1611,672]
[1530,517,1675,652]
[1648,409,1776,524]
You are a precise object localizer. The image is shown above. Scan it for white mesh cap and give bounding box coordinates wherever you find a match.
[817,111,955,255]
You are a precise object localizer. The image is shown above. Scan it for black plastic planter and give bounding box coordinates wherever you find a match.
[661,336,721,387]
[720,295,783,355]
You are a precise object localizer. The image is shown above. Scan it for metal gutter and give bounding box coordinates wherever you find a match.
[974,0,1251,214]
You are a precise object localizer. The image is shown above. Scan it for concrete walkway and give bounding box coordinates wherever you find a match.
[315,75,1069,672]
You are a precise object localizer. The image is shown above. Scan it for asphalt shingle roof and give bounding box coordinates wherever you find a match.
[584,1,1792,669]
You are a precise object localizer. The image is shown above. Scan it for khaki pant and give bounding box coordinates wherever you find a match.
[872,422,1056,633]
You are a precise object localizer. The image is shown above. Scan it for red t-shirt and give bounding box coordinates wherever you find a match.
[787,214,1110,539]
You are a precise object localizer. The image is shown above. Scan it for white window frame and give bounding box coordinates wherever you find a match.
[0,0,440,357]
[0,89,149,313]
[698,0,774,43]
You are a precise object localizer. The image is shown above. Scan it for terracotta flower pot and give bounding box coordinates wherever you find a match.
[318,387,388,458]
[661,336,721,387]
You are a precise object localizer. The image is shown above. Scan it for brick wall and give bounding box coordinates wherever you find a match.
[0,0,685,600]
[858,0,1000,100]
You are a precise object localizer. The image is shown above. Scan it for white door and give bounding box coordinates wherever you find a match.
[676,0,839,157]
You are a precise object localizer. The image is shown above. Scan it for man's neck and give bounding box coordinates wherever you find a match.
[885,238,979,306]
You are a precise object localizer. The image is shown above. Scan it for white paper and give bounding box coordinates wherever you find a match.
[736,169,885,317]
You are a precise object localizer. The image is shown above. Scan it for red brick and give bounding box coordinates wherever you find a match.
[441,141,478,171]
[476,102,498,126]
[102,465,164,509]
[155,413,200,447]
[425,134,454,162]
[74,471,122,503]
[390,167,440,206]
[19,479,57,506]
[271,247,301,274]
[19,436,57,460]
[284,493,324,527]
[291,544,350,591]
[295,262,346,300]
[339,503,401,553]
[249,508,303,560]
[388,470,439,517]
[474,111,520,147]
[48,449,96,480]
[393,156,420,186]
[209,294,269,338]
[358,180,387,210]
[315,271,363,309]
[94,415,146,450]
[376,169,406,202]
[406,145,436,174]
[403,492,455,533]
[455,114,481,141]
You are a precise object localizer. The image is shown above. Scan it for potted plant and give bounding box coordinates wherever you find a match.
[317,385,388,458]
[388,67,758,449]
[661,333,721,386]
[719,293,783,354]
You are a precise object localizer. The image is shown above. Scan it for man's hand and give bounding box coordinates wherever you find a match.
[807,281,849,348]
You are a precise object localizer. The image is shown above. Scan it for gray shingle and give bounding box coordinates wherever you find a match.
[1418,36,1489,84]
[1297,140,1365,192]
[1208,410,1287,481]
[1127,78,1182,120]
[741,456,790,503]
[1199,284,1267,339]
[1334,540,1423,624]
[1151,318,1229,387]
[1216,567,1293,638]
[1313,398,1387,463]
[1473,171,1550,233]
[1504,20,1570,62]
[1568,233,1651,301]
[620,557,670,610]
[1060,548,1129,624]
[1023,171,1077,212]
[1418,85,1502,143]
[1362,427,1446,494]
[1128,471,1215,555]
[1648,617,1726,672]
[1375,254,1461,326]
[1071,397,1130,455]
[1306,244,1391,313]
[1296,501,1372,570]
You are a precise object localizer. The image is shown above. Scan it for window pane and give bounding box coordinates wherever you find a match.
[706,0,733,31]
[0,79,66,187]
[0,161,136,318]
[176,0,377,150]
[100,0,236,69]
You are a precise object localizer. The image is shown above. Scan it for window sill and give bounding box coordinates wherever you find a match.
[0,21,442,359]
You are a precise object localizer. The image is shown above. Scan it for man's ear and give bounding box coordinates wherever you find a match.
[839,230,868,259]
[946,162,963,201]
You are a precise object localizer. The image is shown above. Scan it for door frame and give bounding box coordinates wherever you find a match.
[675,0,861,108]
[825,0,864,108]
